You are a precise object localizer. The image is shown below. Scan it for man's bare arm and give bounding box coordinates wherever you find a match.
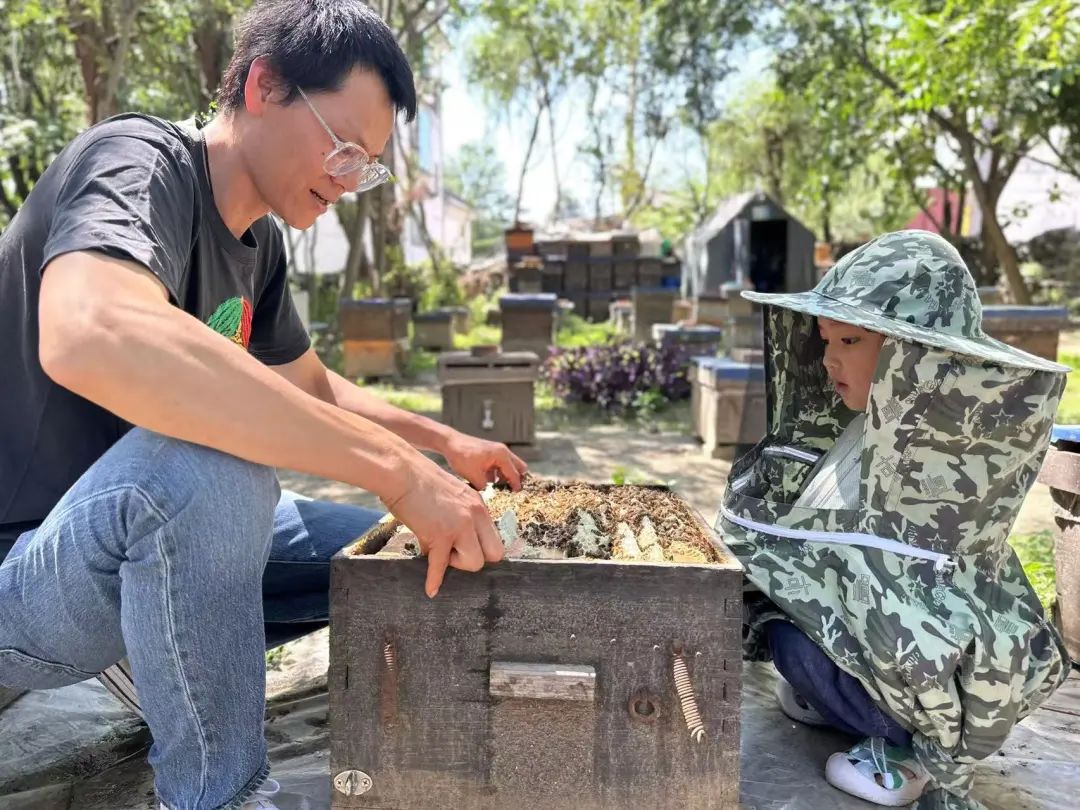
[38,250,419,502]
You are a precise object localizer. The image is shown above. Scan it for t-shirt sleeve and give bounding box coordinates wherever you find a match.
[249,230,312,365]
[41,133,197,302]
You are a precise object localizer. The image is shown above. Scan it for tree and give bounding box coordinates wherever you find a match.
[465,0,584,224]
[445,141,514,256]
[775,0,1080,304]
[0,0,245,229]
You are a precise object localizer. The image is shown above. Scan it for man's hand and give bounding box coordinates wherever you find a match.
[442,432,529,492]
[383,455,505,598]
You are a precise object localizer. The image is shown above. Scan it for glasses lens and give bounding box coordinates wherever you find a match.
[324,144,369,177]
[354,163,392,192]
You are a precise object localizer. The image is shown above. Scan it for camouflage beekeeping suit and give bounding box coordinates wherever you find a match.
[717,231,1070,809]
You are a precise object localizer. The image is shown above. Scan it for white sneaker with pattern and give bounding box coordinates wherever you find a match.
[159,777,282,810]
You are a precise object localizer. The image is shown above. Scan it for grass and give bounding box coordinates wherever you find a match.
[1009,531,1057,611]
[1056,351,1080,424]
[265,646,290,671]
[362,383,442,414]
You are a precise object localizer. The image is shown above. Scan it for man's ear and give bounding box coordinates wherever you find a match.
[244,56,278,118]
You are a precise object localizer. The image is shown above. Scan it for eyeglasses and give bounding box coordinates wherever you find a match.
[297,87,392,193]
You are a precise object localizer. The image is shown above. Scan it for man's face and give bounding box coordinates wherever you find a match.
[817,317,886,412]
[244,66,395,229]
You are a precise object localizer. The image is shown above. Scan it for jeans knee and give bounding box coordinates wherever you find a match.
[127,430,279,556]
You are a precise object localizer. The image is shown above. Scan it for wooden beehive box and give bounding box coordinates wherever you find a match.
[340,298,404,342]
[329,480,743,810]
[343,339,409,379]
[412,310,455,351]
[653,324,723,352]
[637,258,664,288]
[500,293,558,357]
[563,260,589,292]
[981,305,1069,363]
[510,257,544,294]
[690,356,766,459]
[540,260,564,294]
[632,287,676,343]
[611,233,640,258]
[692,293,729,327]
[438,348,540,447]
[587,291,612,322]
[609,299,633,335]
[1037,426,1080,662]
[613,258,637,292]
[588,258,613,292]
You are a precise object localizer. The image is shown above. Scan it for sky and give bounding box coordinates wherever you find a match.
[439,49,601,223]
[438,43,773,226]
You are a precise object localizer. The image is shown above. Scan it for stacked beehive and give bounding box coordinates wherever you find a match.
[339,298,412,379]
[507,232,682,323]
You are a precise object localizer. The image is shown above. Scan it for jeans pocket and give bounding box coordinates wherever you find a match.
[0,648,96,690]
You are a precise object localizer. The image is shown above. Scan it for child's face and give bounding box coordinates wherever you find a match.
[817,317,886,412]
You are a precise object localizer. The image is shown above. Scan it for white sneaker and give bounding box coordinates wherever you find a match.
[774,678,828,727]
[825,737,930,806]
[159,777,282,810]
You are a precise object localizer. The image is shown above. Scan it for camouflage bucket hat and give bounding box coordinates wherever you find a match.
[742,230,1070,374]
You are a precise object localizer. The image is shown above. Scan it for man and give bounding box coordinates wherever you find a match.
[0,1,523,808]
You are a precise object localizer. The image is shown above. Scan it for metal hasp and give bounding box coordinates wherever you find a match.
[333,770,373,796]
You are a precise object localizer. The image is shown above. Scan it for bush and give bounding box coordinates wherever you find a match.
[543,341,699,414]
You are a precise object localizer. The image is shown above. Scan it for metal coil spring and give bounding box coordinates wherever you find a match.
[383,640,397,672]
[673,650,706,743]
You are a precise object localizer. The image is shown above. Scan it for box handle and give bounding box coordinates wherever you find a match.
[489,662,596,702]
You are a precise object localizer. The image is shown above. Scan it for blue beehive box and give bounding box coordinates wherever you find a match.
[690,356,767,459]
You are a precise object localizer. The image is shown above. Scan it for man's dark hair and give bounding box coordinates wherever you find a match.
[218,0,417,122]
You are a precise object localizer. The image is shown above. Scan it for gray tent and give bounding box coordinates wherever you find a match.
[683,192,816,298]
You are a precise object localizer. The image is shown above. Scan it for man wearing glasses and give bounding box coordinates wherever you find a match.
[0,1,523,808]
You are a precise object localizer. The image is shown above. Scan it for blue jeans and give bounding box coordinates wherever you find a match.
[0,429,382,809]
[767,620,912,748]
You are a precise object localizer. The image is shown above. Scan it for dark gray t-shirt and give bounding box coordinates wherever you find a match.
[0,113,310,553]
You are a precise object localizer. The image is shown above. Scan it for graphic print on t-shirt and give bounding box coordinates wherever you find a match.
[206,296,253,348]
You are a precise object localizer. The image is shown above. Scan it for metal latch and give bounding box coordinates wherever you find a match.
[481,399,495,430]
[333,770,373,796]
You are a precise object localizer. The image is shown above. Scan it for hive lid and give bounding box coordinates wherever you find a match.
[339,297,399,309]
[653,324,724,337]
[500,293,559,310]
[981,305,1069,321]
[692,355,765,381]
[1051,424,1080,445]
[438,350,541,368]
[412,309,454,322]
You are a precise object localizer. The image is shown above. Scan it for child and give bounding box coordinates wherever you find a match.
[719,231,1070,809]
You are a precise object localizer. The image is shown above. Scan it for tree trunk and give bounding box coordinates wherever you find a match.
[545,97,562,222]
[958,142,1029,304]
[821,184,833,244]
[67,0,138,124]
[339,193,370,300]
[513,100,544,224]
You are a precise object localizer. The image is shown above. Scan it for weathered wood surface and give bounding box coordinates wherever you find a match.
[329,554,743,809]
[488,662,596,702]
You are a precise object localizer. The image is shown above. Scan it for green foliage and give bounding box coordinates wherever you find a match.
[555,313,619,348]
[1008,531,1057,611]
[265,645,290,670]
[445,141,515,257]
[1056,352,1080,423]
